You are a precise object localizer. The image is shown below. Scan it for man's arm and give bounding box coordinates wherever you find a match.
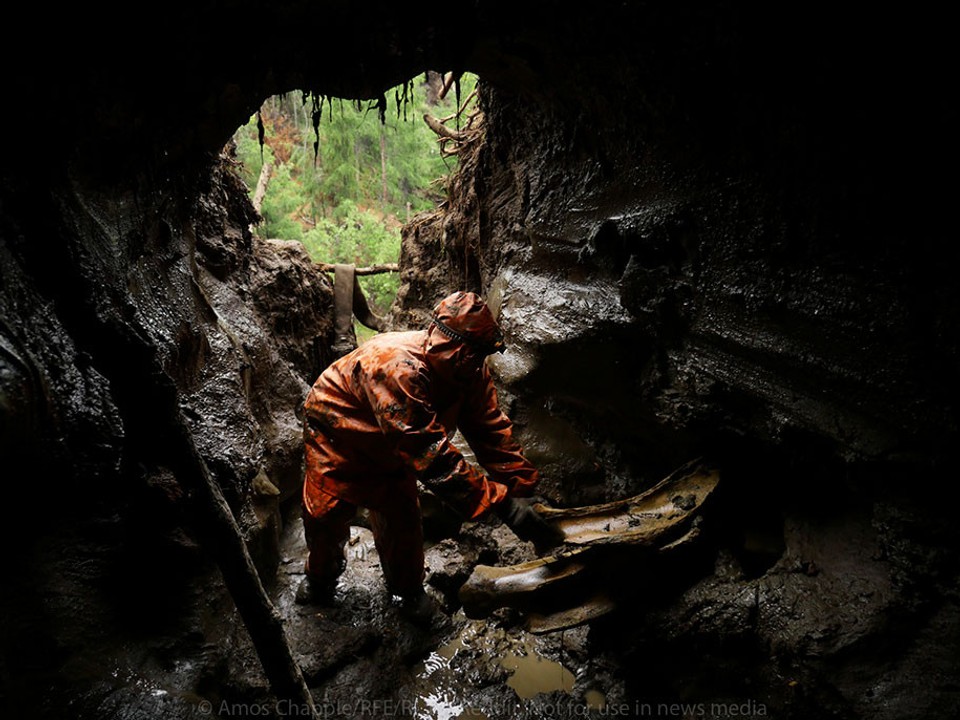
[364,366,508,519]
[457,366,540,498]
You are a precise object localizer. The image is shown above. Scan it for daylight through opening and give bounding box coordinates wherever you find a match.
[231,71,481,343]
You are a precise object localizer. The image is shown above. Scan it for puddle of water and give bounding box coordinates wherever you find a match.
[413,616,577,719]
[501,638,575,699]
[584,688,607,709]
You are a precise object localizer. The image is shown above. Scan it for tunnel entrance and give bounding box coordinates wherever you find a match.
[230,72,481,347]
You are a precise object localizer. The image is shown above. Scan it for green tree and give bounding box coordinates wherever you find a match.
[233,73,479,322]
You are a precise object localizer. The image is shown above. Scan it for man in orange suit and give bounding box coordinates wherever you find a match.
[297,291,560,623]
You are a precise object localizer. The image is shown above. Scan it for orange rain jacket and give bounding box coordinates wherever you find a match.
[302,293,539,522]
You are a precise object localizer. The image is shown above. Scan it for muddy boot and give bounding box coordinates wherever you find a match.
[294,576,336,605]
[398,590,438,627]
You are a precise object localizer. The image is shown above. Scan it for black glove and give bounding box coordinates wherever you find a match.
[493,497,564,553]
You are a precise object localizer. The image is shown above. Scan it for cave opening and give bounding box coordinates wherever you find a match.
[227,72,483,351]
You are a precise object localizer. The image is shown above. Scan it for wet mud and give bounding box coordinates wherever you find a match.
[253,503,622,720]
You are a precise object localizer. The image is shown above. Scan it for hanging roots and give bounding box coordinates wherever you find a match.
[423,78,482,158]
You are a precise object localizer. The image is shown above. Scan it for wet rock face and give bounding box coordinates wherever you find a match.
[0,148,335,715]
[388,9,959,716]
[397,74,956,492]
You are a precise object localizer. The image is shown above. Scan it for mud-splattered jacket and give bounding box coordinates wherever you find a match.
[303,330,539,520]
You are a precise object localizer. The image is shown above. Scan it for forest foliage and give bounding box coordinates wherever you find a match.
[233,73,478,318]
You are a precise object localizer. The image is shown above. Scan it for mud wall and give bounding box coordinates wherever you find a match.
[394,8,957,489]
[390,8,960,717]
[0,148,336,716]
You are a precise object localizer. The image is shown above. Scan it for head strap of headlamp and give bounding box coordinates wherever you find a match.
[432,317,506,355]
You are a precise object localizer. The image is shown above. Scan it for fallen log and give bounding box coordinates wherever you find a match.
[315,261,398,276]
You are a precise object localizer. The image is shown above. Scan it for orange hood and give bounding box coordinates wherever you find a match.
[424,291,505,383]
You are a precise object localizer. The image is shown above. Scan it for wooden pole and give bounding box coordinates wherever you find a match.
[175,409,320,719]
[315,261,398,275]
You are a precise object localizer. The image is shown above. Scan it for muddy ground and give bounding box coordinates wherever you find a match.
[223,500,623,720]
